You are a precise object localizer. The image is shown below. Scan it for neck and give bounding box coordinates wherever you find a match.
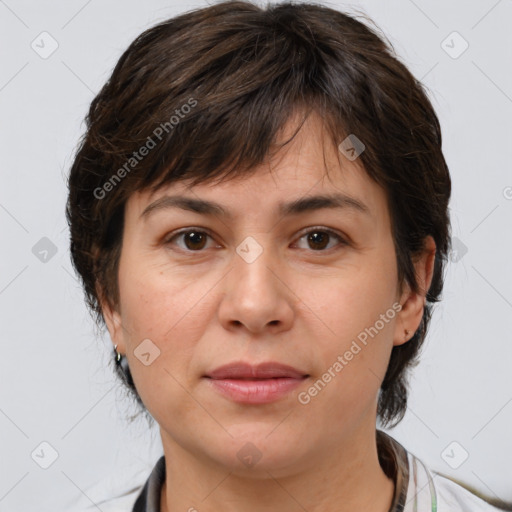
[159,424,395,512]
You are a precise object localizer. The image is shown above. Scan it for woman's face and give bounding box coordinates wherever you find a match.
[102,112,431,476]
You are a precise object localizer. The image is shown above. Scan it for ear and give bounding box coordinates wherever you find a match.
[96,280,126,355]
[393,236,436,347]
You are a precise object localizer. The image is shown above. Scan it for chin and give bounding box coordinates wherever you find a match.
[206,427,308,477]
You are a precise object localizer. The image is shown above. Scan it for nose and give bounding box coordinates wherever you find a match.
[217,239,295,335]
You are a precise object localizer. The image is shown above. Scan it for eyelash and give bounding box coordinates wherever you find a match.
[163,226,348,254]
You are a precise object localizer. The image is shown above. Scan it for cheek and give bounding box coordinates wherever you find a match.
[299,283,397,433]
[118,260,209,341]
[116,266,206,424]
[311,259,398,342]
[117,262,218,395]
[303,249,398,392]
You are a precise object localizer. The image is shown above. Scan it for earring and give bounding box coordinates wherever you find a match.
[113,345,135,388]
[114,344,122,364]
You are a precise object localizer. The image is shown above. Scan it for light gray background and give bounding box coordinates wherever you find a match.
[1,0,511,510]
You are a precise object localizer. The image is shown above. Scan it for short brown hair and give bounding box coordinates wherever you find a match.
[66,0,451,427]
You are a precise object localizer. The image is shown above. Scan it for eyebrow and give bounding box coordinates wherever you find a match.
[140,193,371,221]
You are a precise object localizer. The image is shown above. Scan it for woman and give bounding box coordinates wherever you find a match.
[66,1,512,511]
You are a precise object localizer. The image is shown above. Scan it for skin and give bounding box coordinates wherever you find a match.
[100,111,435,512]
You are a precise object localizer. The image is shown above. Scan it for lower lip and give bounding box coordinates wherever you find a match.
[205,377,306,404]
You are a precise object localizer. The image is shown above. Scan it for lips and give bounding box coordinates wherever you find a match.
[204,362,309,404]
[205,361,308,380]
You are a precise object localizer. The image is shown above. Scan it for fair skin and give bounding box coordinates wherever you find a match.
[100,111,435,512]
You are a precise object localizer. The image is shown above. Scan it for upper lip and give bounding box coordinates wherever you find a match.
[205,361,309,380]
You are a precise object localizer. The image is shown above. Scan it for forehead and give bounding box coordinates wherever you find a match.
[126,111,387,223]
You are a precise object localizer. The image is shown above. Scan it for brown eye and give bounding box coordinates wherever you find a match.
[295,228,347,252]
[307,231,330,250]
[166,229,214,251]
[182,231,208,250]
